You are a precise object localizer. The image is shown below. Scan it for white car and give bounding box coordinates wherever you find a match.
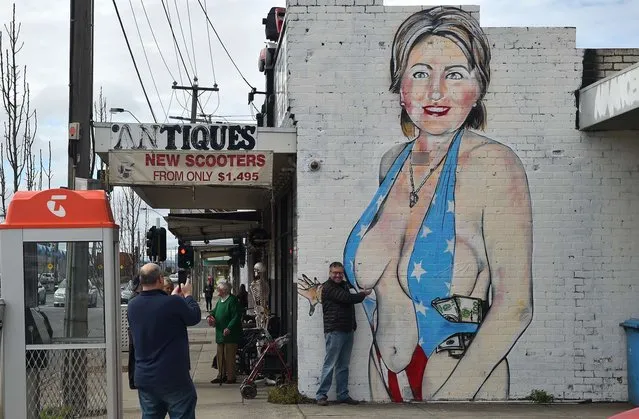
[53,279,98,308]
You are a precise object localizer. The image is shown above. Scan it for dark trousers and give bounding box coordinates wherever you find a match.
[205,296,212,311]
[138,381,197,419]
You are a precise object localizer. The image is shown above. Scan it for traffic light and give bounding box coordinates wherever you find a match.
[177,242,194,269]
[146,226,157,258]
[157,227,167,262]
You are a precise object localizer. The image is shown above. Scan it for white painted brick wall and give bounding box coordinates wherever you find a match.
[284,1,639,402]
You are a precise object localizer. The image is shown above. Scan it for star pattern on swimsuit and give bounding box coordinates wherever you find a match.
[418,337,424,346]
[411,261,426,282]
[415,301,427,316]
[445,239,454,254]
[376,195,384,210]
[421,226,432,238]
[432,194,437,205]
[357,224,369,238]
[447,200,454,213]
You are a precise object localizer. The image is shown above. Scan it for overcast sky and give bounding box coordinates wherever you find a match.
[0,0,636,191]
[0,0,637,248]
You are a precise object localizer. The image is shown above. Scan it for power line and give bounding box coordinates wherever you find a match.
[139,0,177,82]
[196,0,255,89]
[160,0,192,82]
[186,0,198,76]
[172,0,196,76]
[201,0,218,111]
[111,0,158,123]
[203,90,220,115]
[161,0,193,112]
[128,0,168,121]
[164,89,175,123]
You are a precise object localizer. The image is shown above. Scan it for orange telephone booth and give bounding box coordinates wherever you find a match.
[0,189,122,418]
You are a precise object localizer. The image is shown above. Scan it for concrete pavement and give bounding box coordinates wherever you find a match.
[121,300,633,419]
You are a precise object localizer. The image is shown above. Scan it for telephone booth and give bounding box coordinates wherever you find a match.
[0,189,122,418]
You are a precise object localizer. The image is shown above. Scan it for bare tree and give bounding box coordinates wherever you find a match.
[111,187,143,279]
[0,3,37,206]
[91,86,108,177]
[0,143,5,216]
[45,141,52,189]
[37,147,42,190]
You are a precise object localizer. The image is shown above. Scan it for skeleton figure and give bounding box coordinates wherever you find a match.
[250,262,270,330]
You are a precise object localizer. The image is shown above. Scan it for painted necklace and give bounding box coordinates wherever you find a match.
[408,149,448,208]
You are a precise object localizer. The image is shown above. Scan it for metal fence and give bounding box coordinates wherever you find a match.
[120,305,129,351]
[25,347,108,418]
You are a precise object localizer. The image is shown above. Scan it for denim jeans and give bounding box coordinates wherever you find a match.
[316,331,354,401]
[138,382,197,419]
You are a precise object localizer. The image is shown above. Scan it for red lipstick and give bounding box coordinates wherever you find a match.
[423,106,450,116]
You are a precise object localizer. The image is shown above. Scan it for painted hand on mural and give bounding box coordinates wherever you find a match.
[296,274,323,316]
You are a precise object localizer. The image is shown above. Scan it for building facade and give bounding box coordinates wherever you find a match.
[283,1,639,402]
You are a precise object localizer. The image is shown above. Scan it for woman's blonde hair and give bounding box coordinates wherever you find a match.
[389,7,491,137]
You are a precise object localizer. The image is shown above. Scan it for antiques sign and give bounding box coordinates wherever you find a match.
[110,123,258,151]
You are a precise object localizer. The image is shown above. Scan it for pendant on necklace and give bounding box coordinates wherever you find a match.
[409,191,419,208]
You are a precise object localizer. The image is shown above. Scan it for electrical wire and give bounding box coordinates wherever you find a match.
[172,0,196,76]
[196,0,255,89]
[162,0,192,112]
[128,0,168,121]
[203,90,220,115]
[164,89,176,123]
[201,0,218,112]
[112,0,158,123]
[160,0,192,82]
[139,0,177,82]
[186,0,198,76]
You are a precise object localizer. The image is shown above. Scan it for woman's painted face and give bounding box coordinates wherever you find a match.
[400,35,481,136]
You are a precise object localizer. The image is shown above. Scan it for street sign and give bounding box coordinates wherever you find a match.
[47,263,53,270]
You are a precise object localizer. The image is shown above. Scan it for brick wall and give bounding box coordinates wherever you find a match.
[284,1,639,402]
[582,48,639,87]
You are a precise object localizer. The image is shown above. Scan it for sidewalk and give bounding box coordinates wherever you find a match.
[121,299,633,418]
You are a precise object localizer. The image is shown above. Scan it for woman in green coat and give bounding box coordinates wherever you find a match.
[207,280,242,384]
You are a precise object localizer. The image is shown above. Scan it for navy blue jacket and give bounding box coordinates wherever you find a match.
[127,289,201,393]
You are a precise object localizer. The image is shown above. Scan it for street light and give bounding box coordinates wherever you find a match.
[109,107,142,123]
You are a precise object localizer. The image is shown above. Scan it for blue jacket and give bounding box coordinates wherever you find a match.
[127,289,201,393]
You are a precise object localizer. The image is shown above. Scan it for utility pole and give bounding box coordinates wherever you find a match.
[65,0,94,415]
[171,77,219,123]
[68,0,94,187]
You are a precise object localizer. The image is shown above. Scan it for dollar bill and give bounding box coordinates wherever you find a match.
[431,297,459,322]
[436,333,476,358]
[456,296,482,323]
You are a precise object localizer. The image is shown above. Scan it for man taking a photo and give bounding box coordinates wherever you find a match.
[128,263,201,418]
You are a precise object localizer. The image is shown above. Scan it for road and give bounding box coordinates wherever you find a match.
[36,292,106,340]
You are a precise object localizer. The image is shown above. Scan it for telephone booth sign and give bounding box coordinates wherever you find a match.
[0,189,122,419]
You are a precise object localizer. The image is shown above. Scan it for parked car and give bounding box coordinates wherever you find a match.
[39,272,57,292]
[53,278,98,308]
[37,282,46,305]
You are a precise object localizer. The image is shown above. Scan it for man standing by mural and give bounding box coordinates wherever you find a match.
[299,6,533,402]
[316,262,371,406]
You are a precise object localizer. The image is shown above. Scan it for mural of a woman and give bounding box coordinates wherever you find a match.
[298,6,533,402]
